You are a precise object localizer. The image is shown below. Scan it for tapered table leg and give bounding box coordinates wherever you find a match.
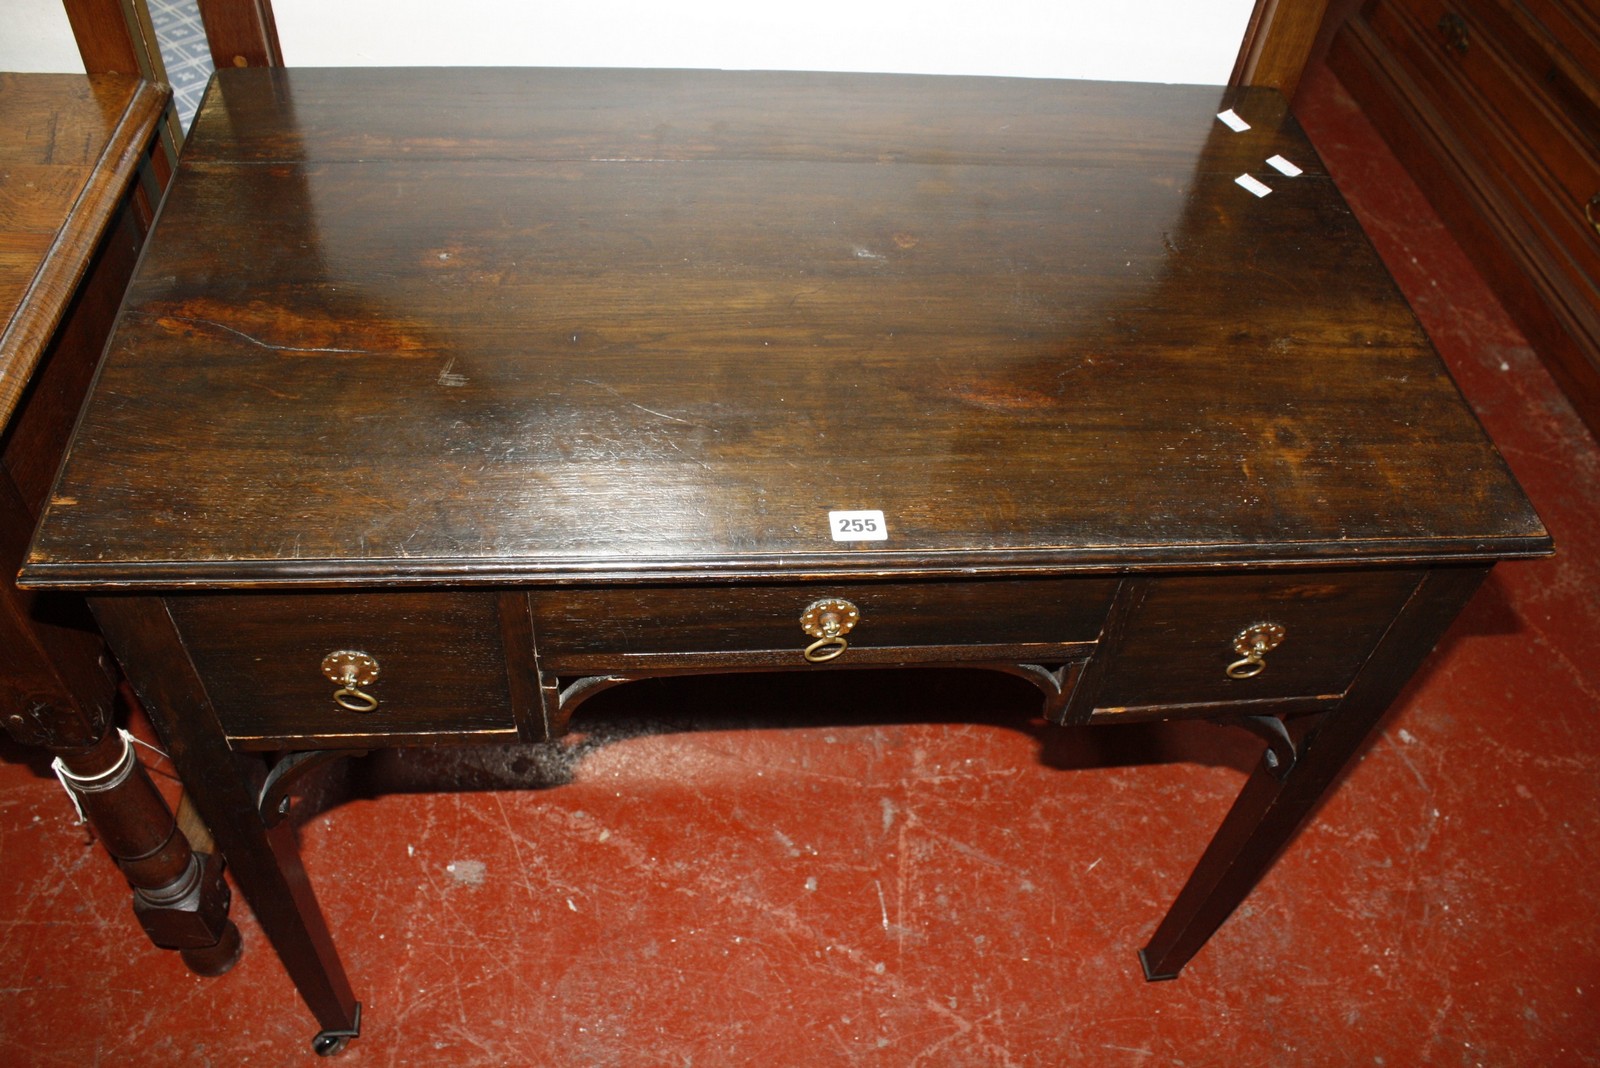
[1139,565,1490,979]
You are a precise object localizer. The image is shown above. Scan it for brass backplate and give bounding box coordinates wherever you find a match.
[321,650,379,686]
[1232,622,1286,657]
[800,598,860,639]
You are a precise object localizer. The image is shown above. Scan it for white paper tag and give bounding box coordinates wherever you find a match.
[1217,109,1251,133]
[829,510,888,542]
[1266,154,1303,177]
[1235,173,1273,198]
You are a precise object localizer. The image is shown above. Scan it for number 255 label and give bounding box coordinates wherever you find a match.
[829,509,888,542]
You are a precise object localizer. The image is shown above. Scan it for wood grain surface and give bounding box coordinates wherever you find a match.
[21,68,1548,588]
[0,73,166,428]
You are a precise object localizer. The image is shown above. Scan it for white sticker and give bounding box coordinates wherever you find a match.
[1266,154,1303,177]
[1235,173,1273,198]
[829,510,888,542]
[1217,109,1251,133]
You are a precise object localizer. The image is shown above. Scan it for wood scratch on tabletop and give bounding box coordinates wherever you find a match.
[154,314,383,356]
[134,298,435,358]
[578,378,712,429]
[437,357,469,387]
[662,437,713,469]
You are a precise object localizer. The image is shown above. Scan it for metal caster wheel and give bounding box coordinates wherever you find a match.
[310,1002,361,1057]
[311,1034,350,1057]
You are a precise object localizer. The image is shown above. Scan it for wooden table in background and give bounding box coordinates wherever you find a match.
[21,68,1550,1055]
[0,72,237,975]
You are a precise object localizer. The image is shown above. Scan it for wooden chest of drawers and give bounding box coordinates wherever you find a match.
[1331,0,1600,438]
[21,68,1549,1053]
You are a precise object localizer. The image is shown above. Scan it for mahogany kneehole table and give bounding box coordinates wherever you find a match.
[20,67,1549,1054]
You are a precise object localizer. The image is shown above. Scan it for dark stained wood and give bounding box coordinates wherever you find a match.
[0,75,167,422]
[22,69,1545,590]
[1328,0,1600,441]
[1139,563,1491,978]
[1089,567,1423,709]
[0,73,238,975]
[59,1,183,173]
[1232,0,1333,100]
[165,590,522,748]
[530,578,1117,662]
[61,0,145,77]
[495,589,545,741]
[197,0,284,69]
[89,594,360,1038]
[17,70,1550,1040]
[182,67,1320,170]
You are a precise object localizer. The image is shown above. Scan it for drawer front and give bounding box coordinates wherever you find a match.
[167,591,519,745]
[1091,570,1425,712]
[1369,0,1600,283]
[530,577,1119,671]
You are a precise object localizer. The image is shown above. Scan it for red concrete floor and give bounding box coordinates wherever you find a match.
[3,63,1597,1066]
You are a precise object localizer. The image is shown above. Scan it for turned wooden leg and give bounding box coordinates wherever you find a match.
[91,596,362,1054]
[48,724,242,975]
[1138,565,1490,979]
[2,572,240,975]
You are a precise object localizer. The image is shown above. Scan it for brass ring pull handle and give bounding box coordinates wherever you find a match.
[800,598,860,663]
[1225,656,1268,680]
[1225,622,1285,680]
[803,635,850,663]
[321,650,380,713]
[332,686,380,713]
[1586,194,1600,238]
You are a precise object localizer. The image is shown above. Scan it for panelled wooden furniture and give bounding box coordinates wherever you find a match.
[21,68,1549,1054]
[1329,0,1600,440]
[0,73,238,973]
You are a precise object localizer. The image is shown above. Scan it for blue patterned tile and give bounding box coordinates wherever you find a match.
[150,0,213,131]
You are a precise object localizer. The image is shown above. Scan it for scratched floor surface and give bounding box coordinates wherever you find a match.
[3,63,1597,1066]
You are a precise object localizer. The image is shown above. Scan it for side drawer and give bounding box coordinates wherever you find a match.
[1089,569,1425,714]
[530,577,1119,672]
[166,591,520,747]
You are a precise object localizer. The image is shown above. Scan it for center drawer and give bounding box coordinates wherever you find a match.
[529,577,1119,672]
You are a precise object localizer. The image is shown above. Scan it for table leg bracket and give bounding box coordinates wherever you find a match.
[259,750,367,828]
[1232,714,1299,780]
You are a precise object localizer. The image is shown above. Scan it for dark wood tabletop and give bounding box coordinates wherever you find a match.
[21,67,1547,590]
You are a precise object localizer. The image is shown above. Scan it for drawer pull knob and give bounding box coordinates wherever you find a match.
[800,598,860,663]
[1586,194,1600,238]
[321,650,380,712]
[1226,622,1285,680]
